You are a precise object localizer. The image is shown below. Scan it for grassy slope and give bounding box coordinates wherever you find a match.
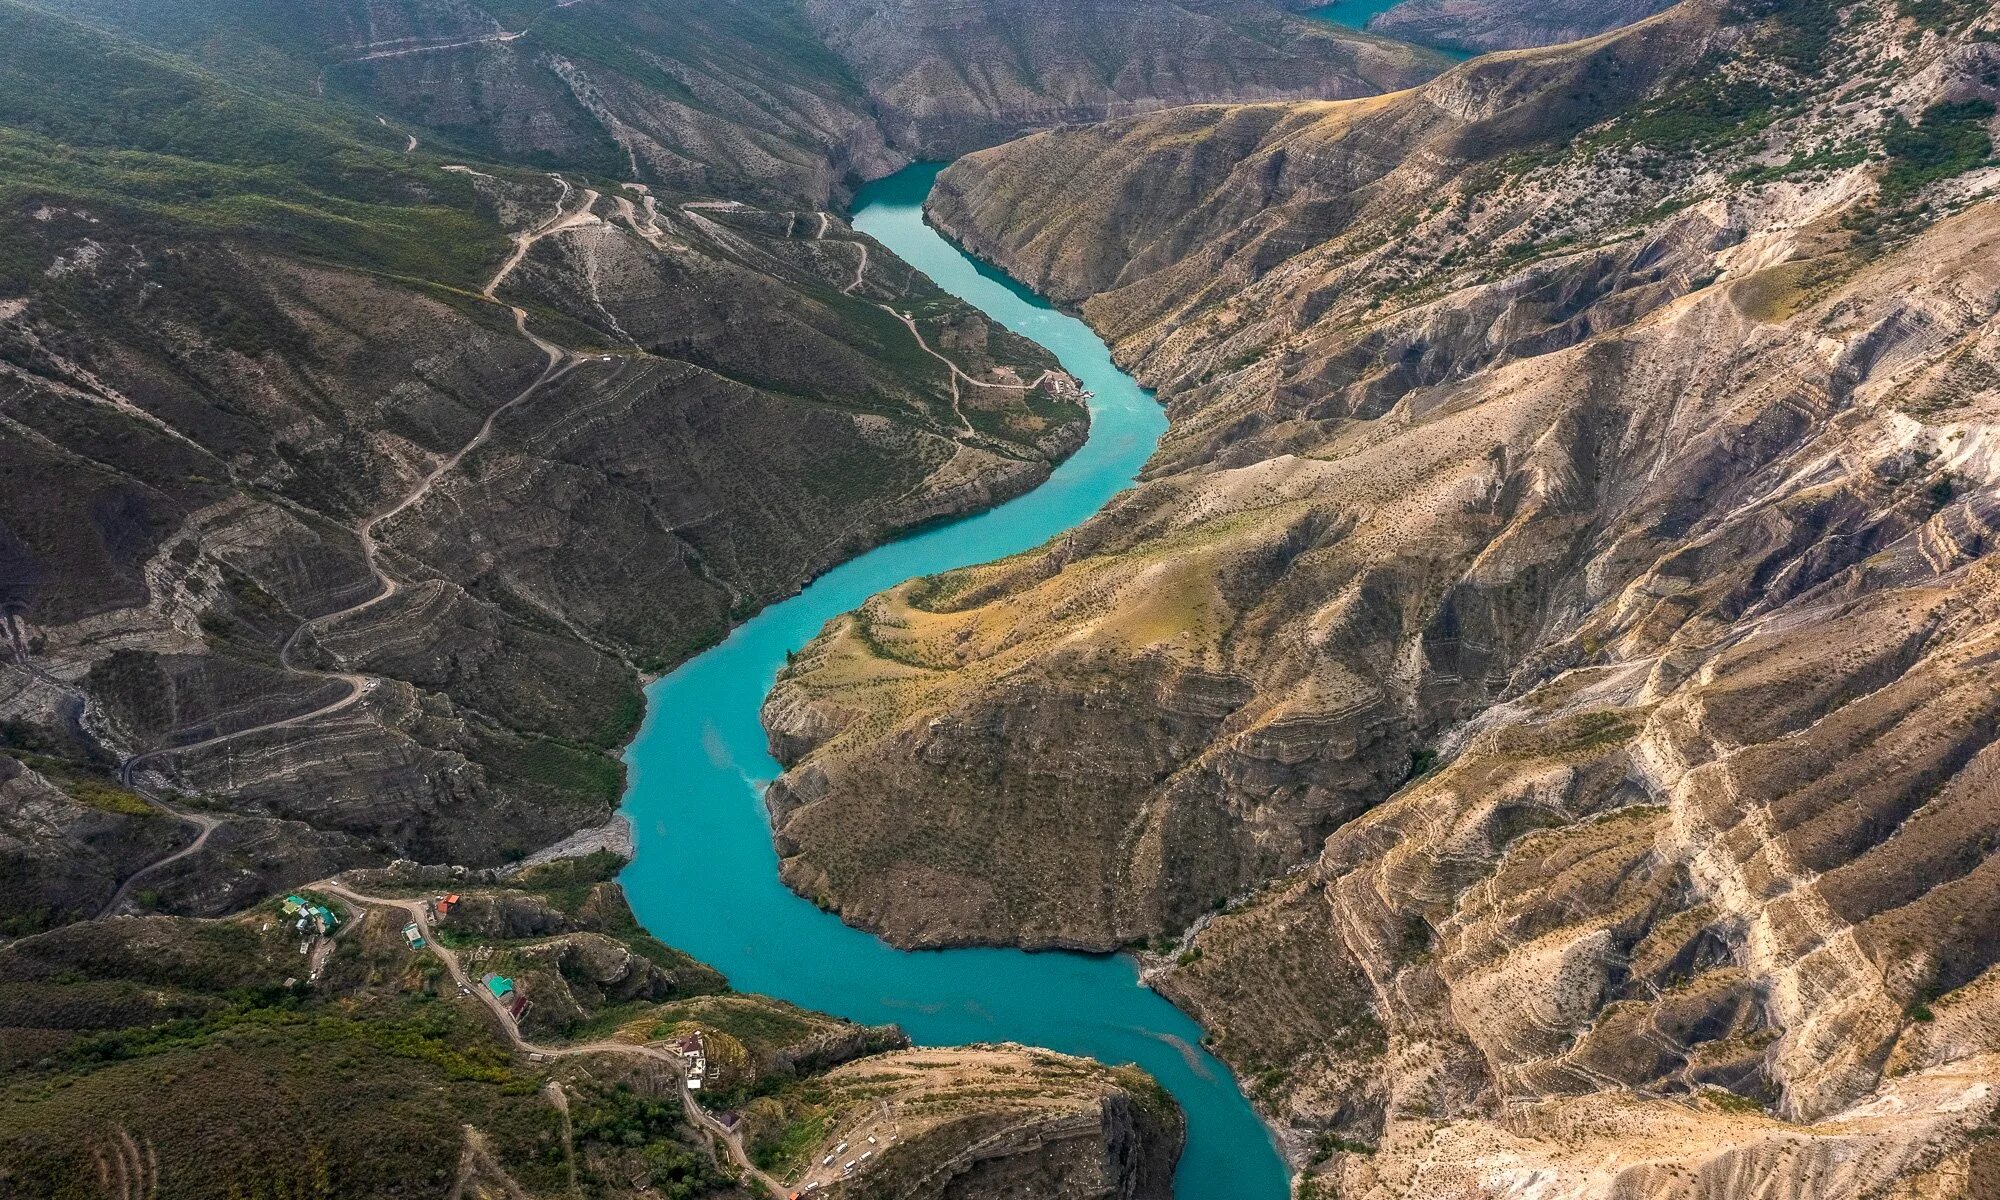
[0,0,510,291]
[0,864,738,1198]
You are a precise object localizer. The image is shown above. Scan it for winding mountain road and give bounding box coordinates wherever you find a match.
[316,882,789,1197]
[97,181,595,914]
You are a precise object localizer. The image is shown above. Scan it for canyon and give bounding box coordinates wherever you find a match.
[0,0,1445,1196]
[6,0,1999,1196]
[763,0,2000,1193]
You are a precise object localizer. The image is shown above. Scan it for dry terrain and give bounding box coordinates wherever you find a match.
[766,0,2000,1192]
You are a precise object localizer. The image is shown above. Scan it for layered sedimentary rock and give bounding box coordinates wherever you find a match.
[0,0,1446,933]
[802,0,1449,159]
[747,1045,1182,1200]
[768,0,2000,1190]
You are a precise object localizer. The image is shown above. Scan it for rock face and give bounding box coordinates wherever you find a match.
[1368,0,1680,54]
[802,0,1451,159]
[767,0,2000,1190]
[753,1045,1182,1200]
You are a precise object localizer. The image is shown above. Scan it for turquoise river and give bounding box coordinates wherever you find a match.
[619,162,1291,1199]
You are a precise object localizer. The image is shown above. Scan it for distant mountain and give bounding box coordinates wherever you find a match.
[803,0,1450,157]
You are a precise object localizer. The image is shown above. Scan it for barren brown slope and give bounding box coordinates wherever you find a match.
[767,0,1734,950]
[766,0,2000,1188]
[0,0,1084,929]
[802,0,1452,159]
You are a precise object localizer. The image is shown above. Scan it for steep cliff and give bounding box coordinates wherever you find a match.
[748,1045,1182,1199]
[768,0,2000,1190]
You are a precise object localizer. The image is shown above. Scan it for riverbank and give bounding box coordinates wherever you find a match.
[618,163,1290,1200]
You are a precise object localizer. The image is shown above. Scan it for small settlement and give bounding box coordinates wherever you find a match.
[281,894,339,937]
[671,1031,708,1091]
[483,972,529,1021]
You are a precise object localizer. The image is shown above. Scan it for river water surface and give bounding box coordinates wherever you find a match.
[620,163,1289,1200]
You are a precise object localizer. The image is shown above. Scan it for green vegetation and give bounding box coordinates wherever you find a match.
[515,851,631,914]
[1396,913,1432,964]
[1109,1064,1176,1123]
[1741,0,1845,69]
[1406,746,1440,780]
[588,685,648,751]
[1594,71,1780,153]
[655,997,817,1051]
[0,917,568,1196]
[35,762,153,815]
[1879,100,1995,200]
[492,734,627,808]
[1728,140,1870,185]
[2,713,155,816]
[1310,1129,1377,1162]
[1702,1085,1768,1112]
[0,900,750,1197]
[0,1,506,292]
[747,1104,830,1174]
[1897,0,1985,32]
[568,1080,732,1200]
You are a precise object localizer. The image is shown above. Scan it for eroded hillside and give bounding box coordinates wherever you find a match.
[0,0,1446,932]
[0,0,1091,927]
[1368,0,1681,53]
[801,0,1449,157]
[766,0,2000,1191]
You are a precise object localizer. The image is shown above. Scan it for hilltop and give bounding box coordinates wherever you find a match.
[0,852,1178,1197]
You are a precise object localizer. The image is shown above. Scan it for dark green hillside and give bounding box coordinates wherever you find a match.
[0,880,734,1199]
[21,0,882,200]
[0,0,510,288]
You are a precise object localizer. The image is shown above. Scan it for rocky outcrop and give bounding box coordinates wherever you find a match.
[509,931,717,1037]
[770,0,2000,1190]
[756,1045,1182,1199]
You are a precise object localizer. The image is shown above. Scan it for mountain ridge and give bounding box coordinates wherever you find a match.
[763,0,2000,1190]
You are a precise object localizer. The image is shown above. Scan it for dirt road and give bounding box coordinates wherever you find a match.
[315,882,790,1198]
[97,182,588,914]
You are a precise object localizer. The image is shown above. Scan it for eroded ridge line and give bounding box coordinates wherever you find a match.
[99,185,597,911]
